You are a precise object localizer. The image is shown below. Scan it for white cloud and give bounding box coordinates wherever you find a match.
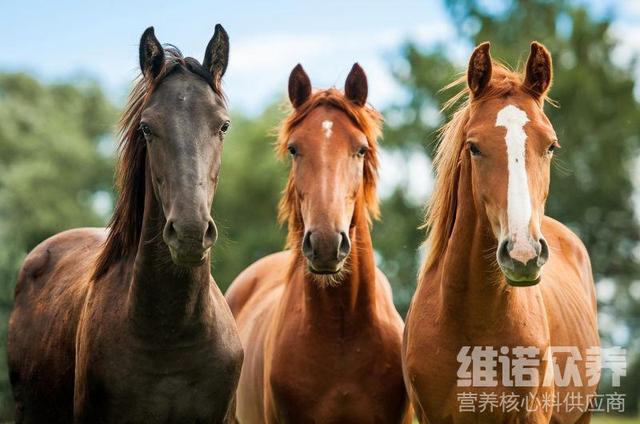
[379,148,433,205]
[231,34,334,71]
[224,21,456,114]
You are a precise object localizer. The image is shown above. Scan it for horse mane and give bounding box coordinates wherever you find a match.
[276,88,383,253]
[421,62,548,275]
[93,48,225,280]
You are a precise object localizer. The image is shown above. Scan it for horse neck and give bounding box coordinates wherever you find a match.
[127,163,213,334]
[431,153,545,336]
[299,206,378,327]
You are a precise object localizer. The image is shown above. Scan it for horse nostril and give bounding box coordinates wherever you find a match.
[164,219,178,245]
[497,239,513,270]
[302,231,314,260]
[338,231,351,261]
[204,219,217,248]
[538,238,549,266]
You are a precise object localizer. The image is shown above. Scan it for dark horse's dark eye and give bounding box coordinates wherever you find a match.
[139,123,152,137]
[357,146,368,158]
[287,145,297,157]
[220,120,230,134]
[468,142,481,156]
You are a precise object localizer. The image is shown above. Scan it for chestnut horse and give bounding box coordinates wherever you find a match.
[226,64,410,423]
[8,26,242,423]
[403,42,599,423]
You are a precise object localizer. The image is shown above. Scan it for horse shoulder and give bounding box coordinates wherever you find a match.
[225,250,292,317]
[542,216,595,299]
[15,227,105,293]
[374,267,393,299]
[231,252,291,424]
[11,226,107,362]
[371,268,411,421]
[374,267,404,330]
[541,216,599,345]
[540,218,599,423]
[12,228,106,327]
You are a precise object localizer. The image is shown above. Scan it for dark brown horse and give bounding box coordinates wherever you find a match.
[226,64,410,423]
[8,26,242,423]
[403,42,599,423]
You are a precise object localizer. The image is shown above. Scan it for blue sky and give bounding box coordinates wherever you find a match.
[2,1,638,114]
[0,1,456,113]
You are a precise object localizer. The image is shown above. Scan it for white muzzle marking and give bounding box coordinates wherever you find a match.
[495,104,533,263]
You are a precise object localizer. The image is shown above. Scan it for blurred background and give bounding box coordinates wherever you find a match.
[1,0,638,420]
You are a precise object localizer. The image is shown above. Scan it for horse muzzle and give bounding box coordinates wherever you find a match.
[302,230,351,275]
[163,217,217,267]
[497,236,549,286]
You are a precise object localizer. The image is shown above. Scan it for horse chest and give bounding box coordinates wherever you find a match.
[80,330,241,423]
[269,377,401,424]
[103,372,231,422]
[268,330,405,423]
[406,318,553,424]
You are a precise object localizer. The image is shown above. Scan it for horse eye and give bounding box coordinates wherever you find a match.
[287,145,298,157]
[357,146,368,158]
[468,142,481,156]
[140,123,152,137]
[220,120,230,134]
[547,143,559,154]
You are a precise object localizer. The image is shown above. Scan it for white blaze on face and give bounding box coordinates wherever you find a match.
[322,120,333,139]
[495,104,532,258]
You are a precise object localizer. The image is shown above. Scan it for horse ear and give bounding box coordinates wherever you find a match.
[524,41,553,98]
[345,63,368,106]
[467,42,492,97]
[203,24,230,88]
[288,64,312,108]
[139,27,165,80]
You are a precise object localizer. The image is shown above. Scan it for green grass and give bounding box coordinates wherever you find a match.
[591,416,639,424]
[411,416,637,423]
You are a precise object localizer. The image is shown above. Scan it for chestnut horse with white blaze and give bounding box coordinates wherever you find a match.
[226,64,410,423]
[8,26,242,423]
[403,42,599,423]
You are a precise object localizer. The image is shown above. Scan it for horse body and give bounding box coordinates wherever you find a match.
[403,43,599,423]
[70,171,242,423]
[404,198,598,423]
[229,241,407,423]
[227,64,410,423]
[10,226,241,423]
[8,26,242,423]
